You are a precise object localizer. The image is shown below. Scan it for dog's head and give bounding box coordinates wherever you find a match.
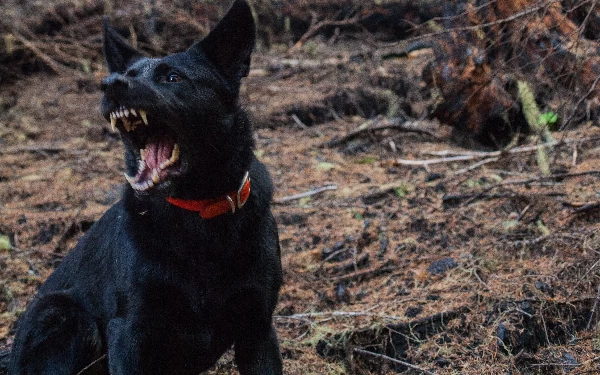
[101,0,255,197]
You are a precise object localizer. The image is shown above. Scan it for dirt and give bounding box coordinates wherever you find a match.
[2,6,600,375]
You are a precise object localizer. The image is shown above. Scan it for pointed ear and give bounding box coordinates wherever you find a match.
[103,17,144,73]
[192,0,256,81]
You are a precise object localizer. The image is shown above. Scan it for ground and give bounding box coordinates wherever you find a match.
[1,34,600,375]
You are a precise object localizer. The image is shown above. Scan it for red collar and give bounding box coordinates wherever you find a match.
[166,172,251,219]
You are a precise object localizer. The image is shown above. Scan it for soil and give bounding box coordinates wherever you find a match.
[2,6,600,375]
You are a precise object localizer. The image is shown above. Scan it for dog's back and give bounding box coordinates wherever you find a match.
[8,1,283,374]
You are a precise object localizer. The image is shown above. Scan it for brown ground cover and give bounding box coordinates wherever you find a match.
[1,1,600,374]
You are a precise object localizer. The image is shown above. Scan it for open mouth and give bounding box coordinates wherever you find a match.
[109,106,181,192]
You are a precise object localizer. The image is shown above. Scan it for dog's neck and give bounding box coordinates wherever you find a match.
[166,171,250,219]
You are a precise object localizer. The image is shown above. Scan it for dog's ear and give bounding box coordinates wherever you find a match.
[103,17,144,73]
[191,0,256,81]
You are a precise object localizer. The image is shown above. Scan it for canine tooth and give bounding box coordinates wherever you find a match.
[152,169,160,184]
[140,149,145,161]
[170,144,180,163]
[139,110,148,125]
[124,173,136,185]
[130,109,137,117]
[110,114,117,132]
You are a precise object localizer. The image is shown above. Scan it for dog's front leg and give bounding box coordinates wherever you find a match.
[106,318,141,375]
[234,325,283,375]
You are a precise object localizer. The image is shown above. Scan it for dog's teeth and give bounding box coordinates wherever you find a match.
[139,110,148,125]
[138,160,146,174]
[110,114,117,132]
[140,149,145,161]
[124,173,136,185]
[170,144,180,163]
[130,109,137,117]
[152,169,160,184]
[124,108,130,117]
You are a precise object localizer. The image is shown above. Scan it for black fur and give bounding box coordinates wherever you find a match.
[8,1,283,374]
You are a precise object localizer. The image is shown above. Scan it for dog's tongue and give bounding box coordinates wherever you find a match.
[135,135,175,183]
[145,135,174,171]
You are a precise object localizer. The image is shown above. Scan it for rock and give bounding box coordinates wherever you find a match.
[427,257,458,275]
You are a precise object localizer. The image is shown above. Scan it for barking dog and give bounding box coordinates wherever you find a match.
[8,1,283,374]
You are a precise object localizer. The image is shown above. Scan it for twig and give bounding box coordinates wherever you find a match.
[398,154,478,166]
[406,139,568,166]
[291,114,309,129]
[586,284,600,330]
[353,348,436,375]
[76,354,107,375]
[443,192,566,205]
[453,170,600,206]
[328,117,438,147]
[290,11,369,52]
[473,269,491,291]
[273,185,338,204]
[12,32,84,78]
[421,136,600,161]
[403,0,560,44]
[573,202,600,214]
[12,32,65,75]
[454,157,499,174]
[560,74,600,130]
[275,308,401,321]
[539,303,551,346]
[329,264,395,282]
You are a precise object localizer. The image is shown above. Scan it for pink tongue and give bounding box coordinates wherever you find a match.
[141,136,174,179]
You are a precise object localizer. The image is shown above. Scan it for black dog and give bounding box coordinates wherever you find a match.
[8,1,283,374]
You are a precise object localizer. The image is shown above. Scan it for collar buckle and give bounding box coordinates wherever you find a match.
[236,171,250,210]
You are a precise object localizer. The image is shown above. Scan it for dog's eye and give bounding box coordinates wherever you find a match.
[167,73,182,83]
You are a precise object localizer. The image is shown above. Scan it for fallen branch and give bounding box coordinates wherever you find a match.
[12,32,66,75]
[273,185,338,204]
[573,202,600,214]
[329,263,395,282]
[327,117,438,147]
[454,170,600,206]
[421,136,600,158]
[443,191,566,205]
[353,348,436,375]
[275,308,402,321]
[400,136,600,169]
[397,154,477,166]
[290,10,369,52]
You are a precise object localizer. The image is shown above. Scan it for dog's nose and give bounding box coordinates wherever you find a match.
[101,74,130,95]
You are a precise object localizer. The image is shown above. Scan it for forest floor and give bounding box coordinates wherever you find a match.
[1,35,600,375]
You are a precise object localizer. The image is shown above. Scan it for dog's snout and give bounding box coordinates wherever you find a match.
[101,74,130,94]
